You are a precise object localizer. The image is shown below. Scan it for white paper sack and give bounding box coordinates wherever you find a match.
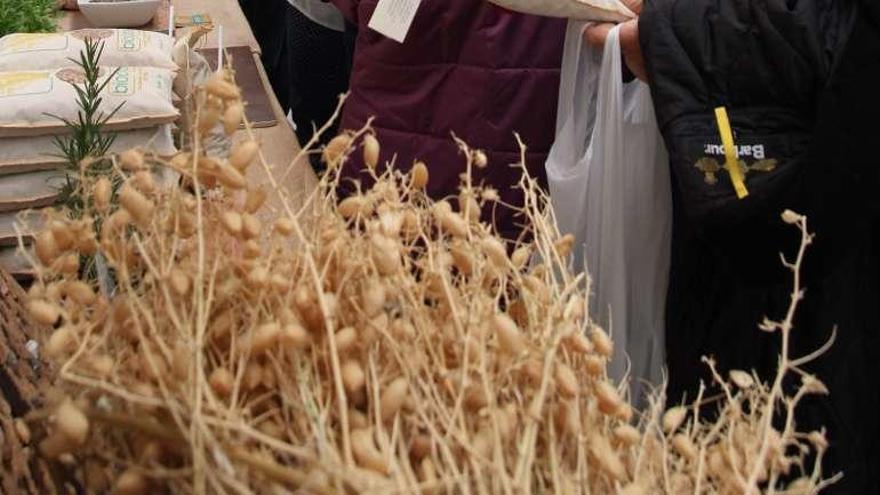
[486,0,633,22]
[0,30,176,71]
[0,170,65,213]
[0,66,178,138]
[0,125,177,175]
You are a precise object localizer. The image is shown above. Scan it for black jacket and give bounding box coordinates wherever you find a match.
[641,0,860,235]
[640,1,880,493]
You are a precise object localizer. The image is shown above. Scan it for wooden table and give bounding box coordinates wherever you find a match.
[59,0,319,214]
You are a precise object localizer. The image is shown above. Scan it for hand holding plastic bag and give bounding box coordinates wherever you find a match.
[584,13,646,81]
[546,22,672,404]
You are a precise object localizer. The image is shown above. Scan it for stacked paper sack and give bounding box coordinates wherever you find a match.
[0,29,191,279]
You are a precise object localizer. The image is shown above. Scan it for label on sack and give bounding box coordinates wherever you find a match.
[175,14,214,28]
[368,0,422,43]
[0,71,53,97]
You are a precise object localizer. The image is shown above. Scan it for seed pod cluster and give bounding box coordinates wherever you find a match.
[23,77,828,495]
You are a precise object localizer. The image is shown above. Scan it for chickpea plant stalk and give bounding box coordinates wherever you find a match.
[17,70,838,494]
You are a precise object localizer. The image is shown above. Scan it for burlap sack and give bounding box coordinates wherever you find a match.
[0,30,176,71]
[0,124,176,175]
[0,66,177,138]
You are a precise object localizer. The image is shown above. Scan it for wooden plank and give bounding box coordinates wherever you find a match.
[60,0,260,51]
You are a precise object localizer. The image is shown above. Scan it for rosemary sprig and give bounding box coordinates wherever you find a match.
[49,38,124,216]
[49,38,125,285]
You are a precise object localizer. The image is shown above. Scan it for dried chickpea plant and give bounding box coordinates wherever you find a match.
[14,71,838,494]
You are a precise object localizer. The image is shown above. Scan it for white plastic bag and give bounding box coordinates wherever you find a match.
[546,22,672,404]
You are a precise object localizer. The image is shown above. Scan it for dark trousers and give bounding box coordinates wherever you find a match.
[238,0,355,174]
[286,6,356,174]
[239,0,293,114]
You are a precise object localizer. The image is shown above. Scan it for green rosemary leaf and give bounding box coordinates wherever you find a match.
[95,67,121,95]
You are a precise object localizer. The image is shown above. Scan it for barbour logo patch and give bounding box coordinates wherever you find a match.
[704,143,766,160]
[694,157,777,186]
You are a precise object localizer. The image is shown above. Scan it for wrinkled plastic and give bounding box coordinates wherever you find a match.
[546,22,671,404]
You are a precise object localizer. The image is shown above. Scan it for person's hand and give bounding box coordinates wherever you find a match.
[584,0,646,82]
[622,0,642,14]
